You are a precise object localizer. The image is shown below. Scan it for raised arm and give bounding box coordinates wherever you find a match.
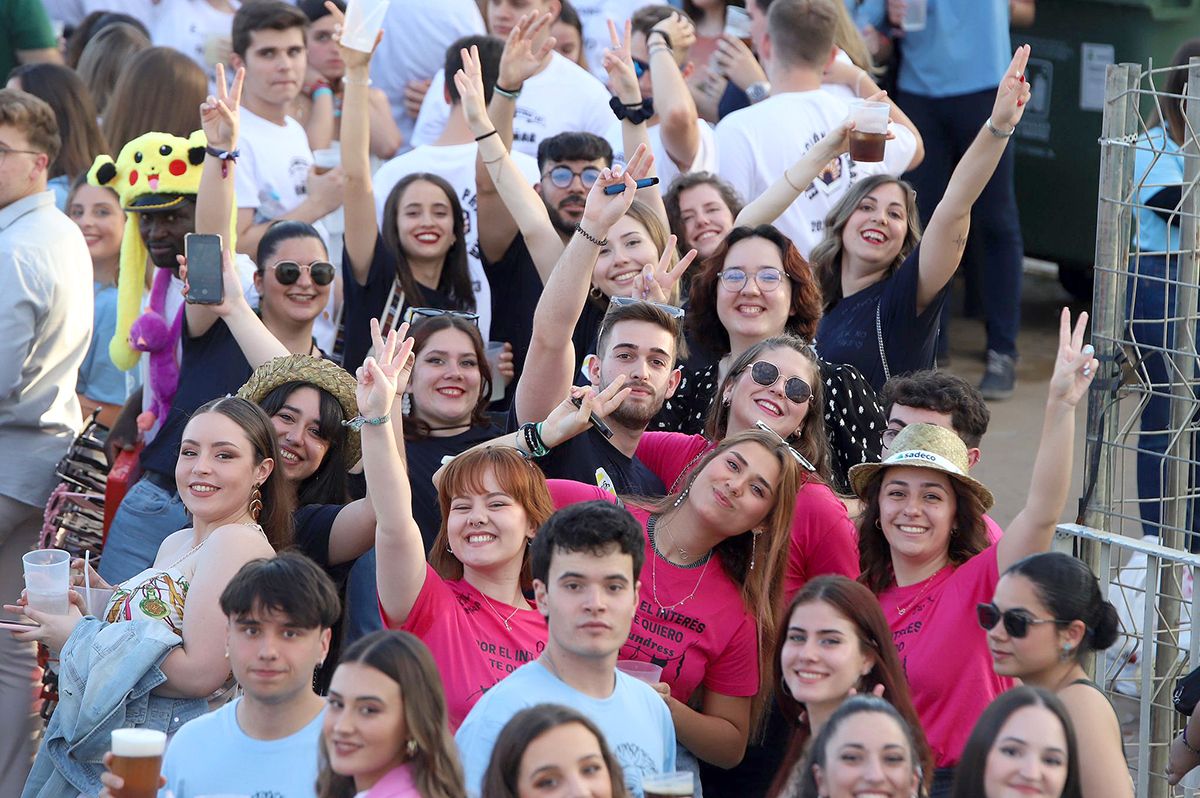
[180,248,288,367]
[825,60,925,171]
[513,147,649,422]
[604,19,669,231]
[996,308,1097,572]
[915,45,1031,313]
[735,118,854,228]
[645,14,701,176]
[358,321,427,625]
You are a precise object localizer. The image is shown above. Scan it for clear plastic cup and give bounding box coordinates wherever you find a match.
[642,771,694,798]
[848,100,890,163]
[22,550,70,615]
[312,144,340,175]
[723,6,752,44]
[617,659,664,684]
[78,587,115,618]
[341,0,390,53]
[486,342,508,402]
[901,0,927,32]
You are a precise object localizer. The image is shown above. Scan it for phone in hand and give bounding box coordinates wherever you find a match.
[184,233,224,305]
[0,620,39,632]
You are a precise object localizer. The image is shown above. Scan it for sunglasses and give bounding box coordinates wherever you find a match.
[608,296,686,319]
[753,420,816,472]
[633,58,650,78]
[545,165,601,189]
[718,267,785,293]
[749,361,813,404]
[273,260,335,286]
[976,602,1070,638]
[402,307,480,326]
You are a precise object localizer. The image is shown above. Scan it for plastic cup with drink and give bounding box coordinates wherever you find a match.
[22,549,70,615]
[901,0,927,32]
[340,0,390,53]
[848,101,890,163]
[617,659,664,684]
[485,342,509,403]
[109,729,167,798]
[312,143,340,175]
[643,771,695,798]
[723,6,753,47]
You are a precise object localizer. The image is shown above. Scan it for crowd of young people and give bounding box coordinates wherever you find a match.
[0,0,1143,796]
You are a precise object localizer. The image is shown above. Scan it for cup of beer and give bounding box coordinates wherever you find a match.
[848,101,890,163]
[22,550,70,615]
[109,729,166,798]
[643,771,694,798]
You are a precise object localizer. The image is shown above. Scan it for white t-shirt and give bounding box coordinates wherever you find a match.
[371,143,541,340]
[573,0,648,82]
[370,0,486,152]
[235,107,314,223]
[159,697,324,798]
[149,0,238,91]
[410,52,615,159]
[607,118,718,195]
[716,89,918,258]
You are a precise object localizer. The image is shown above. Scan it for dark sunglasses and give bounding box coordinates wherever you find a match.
[546,165,601,189]
[273,260,335,286]
[633,58,650,78]
[402,307,480,326]
[976,602,1070,638]
[749,361,813,404]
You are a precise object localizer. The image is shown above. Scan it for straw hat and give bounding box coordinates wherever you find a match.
[237,355,361,465]
[848,423,994,511]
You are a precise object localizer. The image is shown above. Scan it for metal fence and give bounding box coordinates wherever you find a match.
[1081,55,1200,796]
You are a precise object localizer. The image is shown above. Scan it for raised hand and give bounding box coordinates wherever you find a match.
[1048,307,1097,408]
[453,45,494,136]
[539,377,632,448]
[324,0,379,70]
[603,18,641,105]
[200,63,244,151]
[358,318,414,416]
[992,44,1033,130]
[580,143,652,233]
[178,248,248,318]
[713,34,766,91]
[649,12,695,55]
[632,235,697,302]
[498,12,556,91]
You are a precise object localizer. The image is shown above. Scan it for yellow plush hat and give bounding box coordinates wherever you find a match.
[88,130,208,371]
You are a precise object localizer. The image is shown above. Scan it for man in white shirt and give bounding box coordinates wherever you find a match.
[409,0,613,158]
[716,0,923,257]
[100,553,338,798]
[230,0,343,259]
[0,88,91,798]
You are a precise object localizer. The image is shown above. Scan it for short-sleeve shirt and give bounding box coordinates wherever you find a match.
[634,432,859,598]
[384,564,547,729]
[816,243,949,392]
[532,426,666,497]
[77,282,126,405]
[878,545,1014,766]
[234,108,312,223]
[1133,125,1183,254]
[547,480,760,702]
[0,0,57,77]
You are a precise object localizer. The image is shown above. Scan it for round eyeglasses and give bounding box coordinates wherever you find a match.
[718,267,785,293]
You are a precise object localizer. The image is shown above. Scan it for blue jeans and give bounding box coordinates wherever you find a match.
[343,548,384,646]
[99,476,189,583]
[1127,254,1199,542]
[899,87,1024,357]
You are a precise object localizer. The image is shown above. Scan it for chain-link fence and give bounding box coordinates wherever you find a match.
[1079,56,1200,796]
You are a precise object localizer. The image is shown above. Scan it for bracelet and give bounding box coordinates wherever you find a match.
[520,422,549,458]
[648,30,672,51]
[303,79,331,97]
[475,129,499,142]
[1182,726,1200,756]
[608,95,655,124]
[342,76,372,86]
[574,222,608,247]
[342,414,390,430]
[205,146,240,178]
[311,86,333,100]
[783,169,805,193]
[494,83,521,100]
[648,45,673,57]
[985,117,1015,138]
[482,153,506,164]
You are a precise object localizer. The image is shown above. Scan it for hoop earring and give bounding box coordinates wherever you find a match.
[248,485,263,522]
[780,674,793,699]
[673,486,690,508]
[874,518,882,530]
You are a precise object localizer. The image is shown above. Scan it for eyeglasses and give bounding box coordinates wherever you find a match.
[632,58,650,78]
[718,267,785,293]
[402,307,480,326]
[753,420,816,472]
[272,260,336,286]
[976,602,1070,638]
[0,145,42,161]
[608,295,686,319]
[749,361,812,404]
[545,165,601,189]
[882,426,903,447]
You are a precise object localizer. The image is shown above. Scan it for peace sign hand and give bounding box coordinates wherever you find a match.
[452,45,493,137]
[991,44,1033,130]
[200,63,244,151]
[603,18,641,106]
[358,319,415,417]
[499,11,556,90]
[631,235,697,303]
[580,143,653,233]
[1047,307,1097,409]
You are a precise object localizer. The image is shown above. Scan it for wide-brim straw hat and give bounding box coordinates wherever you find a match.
[237,354,361,466]
[848,423,994,511]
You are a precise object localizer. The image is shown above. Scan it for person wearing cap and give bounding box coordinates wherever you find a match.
[846,308,1097,796]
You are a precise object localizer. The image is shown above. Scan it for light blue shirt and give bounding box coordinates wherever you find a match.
[1132,125,1183,255]
[455,661,676,798]
[159,698,325,798]
[854,0,1011,97]
[77,282,127,405]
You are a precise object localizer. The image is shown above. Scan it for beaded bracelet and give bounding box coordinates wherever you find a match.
[575,222,608,247]
[342,414,390,430]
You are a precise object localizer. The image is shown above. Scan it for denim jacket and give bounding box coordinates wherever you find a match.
[22,617,208,798]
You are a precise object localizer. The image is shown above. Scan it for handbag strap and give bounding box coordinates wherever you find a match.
[875,300,892,382]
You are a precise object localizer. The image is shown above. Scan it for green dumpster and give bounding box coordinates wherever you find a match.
[1012,0,1200,298]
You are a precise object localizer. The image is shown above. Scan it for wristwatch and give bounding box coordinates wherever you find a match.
[746,81,771,104]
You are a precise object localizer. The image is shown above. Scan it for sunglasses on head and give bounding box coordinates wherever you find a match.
[272,260,335,286]
[753,420,816,472]
[976,602,1070,638]
[749,361,812,404]
[607,295,686,319]
[545,165,601,189]
[402,307,480,326]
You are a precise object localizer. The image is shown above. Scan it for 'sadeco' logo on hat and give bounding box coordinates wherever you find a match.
[897,451,938,463]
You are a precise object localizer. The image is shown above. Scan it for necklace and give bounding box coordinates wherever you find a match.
[656,513,698,563]
[479,591,521,631]
[648,515,711,611]
[895,564,951,616]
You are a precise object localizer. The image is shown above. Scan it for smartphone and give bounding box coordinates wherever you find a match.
[571,395,614,439]
[0,620,39,632]
[184,233,224,305]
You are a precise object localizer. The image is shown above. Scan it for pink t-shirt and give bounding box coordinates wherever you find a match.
[878,545,1014,767]
[382,564,547,729]
[548,479,760,701]
[635,431,860,599]
[366,764,420,797]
